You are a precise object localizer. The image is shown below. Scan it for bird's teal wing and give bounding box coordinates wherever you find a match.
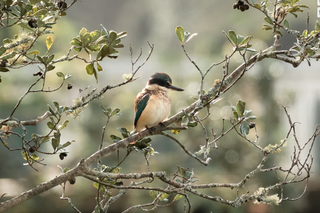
[134,93,150,128]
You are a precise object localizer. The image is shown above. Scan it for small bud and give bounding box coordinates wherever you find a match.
[57,1,68,10]
[29,146,36,153]
[249,122,256,129]
[68,177,76,185]
[67,83,73,90]
[59,152,68,160]
[0,59,8,67]
[28,18,38,28]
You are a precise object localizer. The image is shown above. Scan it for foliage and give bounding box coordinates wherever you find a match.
[0,0,319,212]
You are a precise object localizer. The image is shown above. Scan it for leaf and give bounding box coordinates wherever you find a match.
[116,127,129,138]
[87,44,100,52]
[48,104,57,118]
[85,63,98,82]
[284,19,290,28]
[0,67,9,72]
[82,33,91,46]
[110,135,122,143]
[90,30,101,42]
[159,193,170,201]
[70,38,82,46]
[233,111,239,120]
[177,165,186,177]
[236,100,246,117]
[150,190,157,199]
[264,17,273,25]
[111,108,121,116]
[174,194,184,201]
[315,20,320,31]
[46,54,54,64]
[27,50,40,55]
[109,31,117,44]
[239,121,250,138]
[52,138,59,151]
[56,72,64,78]
[53,101,60,111]
[0,46,6,56]
[175,26,185,44]
[97,62,103,71]
[228,30,238,45]
[46,36,53,51]
[59,141,72,150]
[47,121,55,130]
[0,52,16,60]
[33,8,48,16]
[59,120,69,130]
[79,28,89,41]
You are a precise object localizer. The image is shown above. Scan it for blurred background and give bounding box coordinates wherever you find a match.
[1,0,320,212]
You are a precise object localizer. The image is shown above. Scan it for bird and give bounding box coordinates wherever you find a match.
[134,72,184,132]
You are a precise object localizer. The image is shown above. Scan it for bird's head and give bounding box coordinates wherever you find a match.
[147,73,184,91]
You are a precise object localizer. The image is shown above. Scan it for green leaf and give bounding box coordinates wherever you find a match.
[79,28,89,41]
[47,121,55,130]
[174,194,184,201]
[116,127,129,138]
[27,50,40,55]
[33,8,48,16]
[109,31,117,44]
[239,36,252,46]
[90,30,101,42]
[56,72,64,78]
[111,108,121,116]
[171,129,181,135]
[46,36,53,50]
[187,121,197,127]
[150,190,157,199]
[264,17,273,25]
[175,26,185,44]
[0,52,16,60]
[82,33,91,46]
[87,44,100,52]
[159,193,170,201]
[284,19,290,28]
[236,100,246,117]
[85,63,98,82]
[59,141,72,150]
[97,62,103,72]
[0,67,9,72]
[315,20,320,31]
[0,46,6,56]
[177,165,186,177]
[233,111,239,120]
[48,104,58,118]
[52,138,59,151]
[46,54,54,64]
[70,38,82,46]
[110,135,122,143]
[228,30,238,45]
[302,30,308,38]
[239,120,250,138]
[59,120,69,130]
[53,101,60,111]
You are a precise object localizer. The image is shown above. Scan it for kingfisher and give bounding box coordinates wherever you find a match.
[134,73,184,132]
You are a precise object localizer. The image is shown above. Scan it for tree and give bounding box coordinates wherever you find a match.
[0,0,319,212]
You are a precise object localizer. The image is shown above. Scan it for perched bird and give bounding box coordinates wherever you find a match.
[134,73,184,132]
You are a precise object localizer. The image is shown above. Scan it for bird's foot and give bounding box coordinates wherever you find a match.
[145,125,155,134]
[159,122,166,128]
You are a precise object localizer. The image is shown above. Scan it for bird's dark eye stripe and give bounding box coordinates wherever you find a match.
[149,78,170,87]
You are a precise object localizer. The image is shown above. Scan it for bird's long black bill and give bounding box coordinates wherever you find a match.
[169,85,184,91]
